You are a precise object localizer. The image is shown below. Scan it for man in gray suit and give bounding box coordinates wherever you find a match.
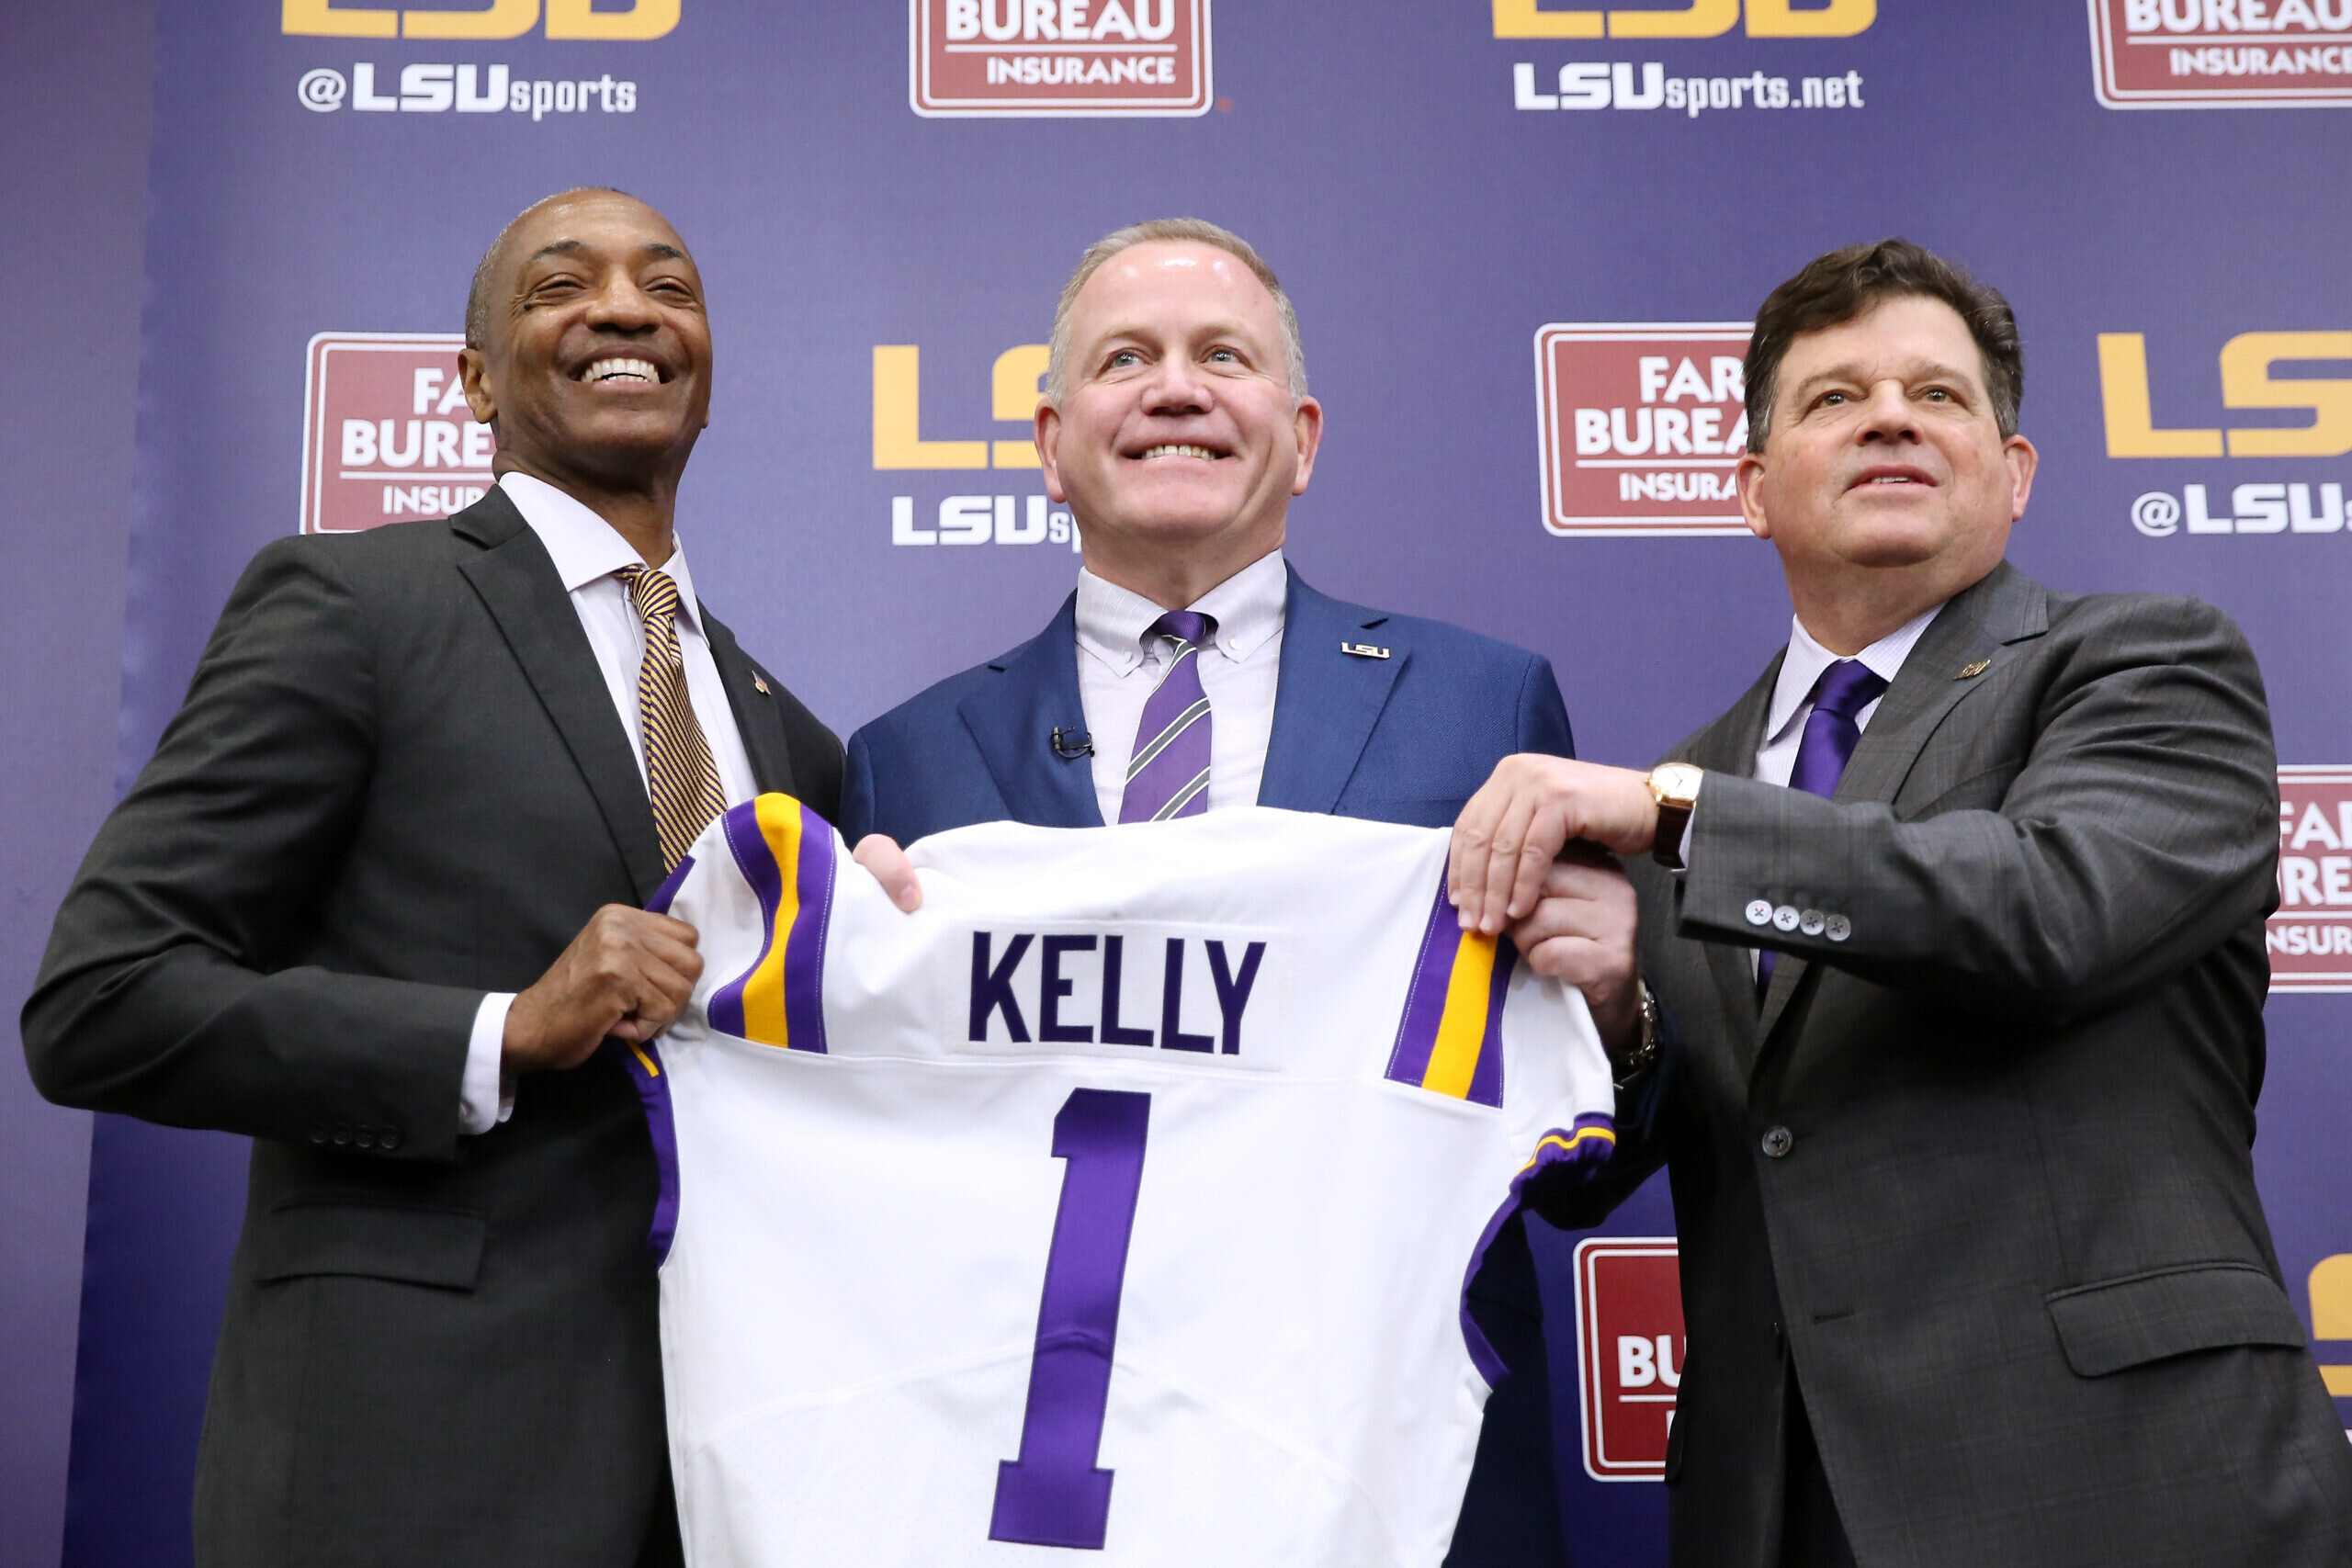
[23,190,885,1566]
[1450,240,2352,1567]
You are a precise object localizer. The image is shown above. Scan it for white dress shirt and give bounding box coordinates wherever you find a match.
[1075,549,1289,825]
[458,472,758,1134]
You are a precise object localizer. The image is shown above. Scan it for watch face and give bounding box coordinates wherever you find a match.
[1654,763,1702,805]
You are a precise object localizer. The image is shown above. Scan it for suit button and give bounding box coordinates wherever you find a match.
[331,1124,351,1146]
[306,1122,328,1145]
[1760,1125,1794,1159]
[1771,905,1801,932]
[1798,908,1825,936]
[354,1129,376,1150]
[1745,899,1773,927]
[379,1128,402,1152]
[1826,914,1851,942]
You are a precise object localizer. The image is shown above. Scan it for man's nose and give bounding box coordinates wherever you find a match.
[583,275,661,333]
[1853,380,1920,442]
[1141,354,1213,414]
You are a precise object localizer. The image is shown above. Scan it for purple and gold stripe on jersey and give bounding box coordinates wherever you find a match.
[707,794,836,1053]
[1385,873,1514,1108]
[617,1038,682,1264]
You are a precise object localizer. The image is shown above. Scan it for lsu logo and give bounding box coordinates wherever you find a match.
[2271,767,2352,990]
[284,0,676,38]
[301,333,493,534]
[2098,331,2352,459]
[2313,1251,2352,1397]
[1493,0,1872,38]
[910,0,1212,117]
[874,344,1050,469]
[1534,323,1752,536]
[1572,1237,1685,1482]
[2089,0,2352,108]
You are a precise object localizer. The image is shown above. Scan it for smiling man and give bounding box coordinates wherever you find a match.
[841,219,1635,1567]
[1450,241,2352,1566]
[24,189,855,1568]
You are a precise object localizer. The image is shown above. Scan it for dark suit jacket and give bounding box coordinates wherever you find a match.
[842,563,1579,1568]
[23,489,842,1568]
[1541,561,2352,1568]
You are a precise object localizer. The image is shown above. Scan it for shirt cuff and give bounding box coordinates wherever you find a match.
[460,992,517,1134]
[1673,814,1695,880]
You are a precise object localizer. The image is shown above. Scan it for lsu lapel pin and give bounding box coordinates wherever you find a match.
[752,674,771,695]
[1955,659,1991,680]
[1340,641,1390,660]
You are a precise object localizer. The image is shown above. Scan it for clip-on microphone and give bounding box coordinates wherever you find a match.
[1049,727,1094,759]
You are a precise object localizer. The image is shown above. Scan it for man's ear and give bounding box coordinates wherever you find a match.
[1035,400,1068,504]
[1288,395,1324,497]
[2004,433,2038,522]
[457,346,497,427]
[1734,450,1771,541]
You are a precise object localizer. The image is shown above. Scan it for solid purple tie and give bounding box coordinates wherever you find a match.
[1118,612,1216,824]
[1758,659,1888,998]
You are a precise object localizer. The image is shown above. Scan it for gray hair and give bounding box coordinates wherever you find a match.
[1044,218,1307,404]
[465,186,640,350]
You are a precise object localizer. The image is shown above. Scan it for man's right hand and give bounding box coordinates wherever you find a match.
[503,906,704,1074]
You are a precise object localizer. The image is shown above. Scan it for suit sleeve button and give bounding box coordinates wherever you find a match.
[379,1128,402,1152]
[354,1129,376,1150]
[1798,908,1825,936]
[330,1124,351,1146]
[1771,905,1800,931]
[1826,914,1851,942]
[1760,1125,1794,1159]
[1745,899,1774,927]
[306,1123,328,1145]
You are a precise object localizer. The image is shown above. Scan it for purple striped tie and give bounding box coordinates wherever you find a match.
[1118,611,1215,824]
[1758,659,1887,999]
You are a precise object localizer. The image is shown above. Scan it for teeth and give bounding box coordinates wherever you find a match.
[1139,444,1216,460]
[582,357,659,384]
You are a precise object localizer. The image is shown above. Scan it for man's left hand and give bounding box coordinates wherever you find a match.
[1506,848,1643,1053]
[1450,755,1658,935]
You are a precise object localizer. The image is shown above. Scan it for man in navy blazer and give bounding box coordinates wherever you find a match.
[842,219,1641,1568]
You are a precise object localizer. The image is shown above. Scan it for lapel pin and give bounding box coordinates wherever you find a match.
[1955,659,1991,680]
[1341,641,1390,660]
[752,674,771,695]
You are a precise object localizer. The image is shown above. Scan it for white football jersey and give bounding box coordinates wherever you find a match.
[627,796,1616,1568]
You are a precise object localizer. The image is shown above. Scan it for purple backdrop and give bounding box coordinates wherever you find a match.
[12,2,2350,1565]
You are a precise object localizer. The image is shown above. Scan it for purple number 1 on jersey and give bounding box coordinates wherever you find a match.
[989,1088,1152,1551]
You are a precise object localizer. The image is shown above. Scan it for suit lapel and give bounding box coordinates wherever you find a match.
[1260,568,1406,814]
[956,593,1102,829]
[452,490,667,903]
[1677,659,1780,1077]
[1754,562,2051,1043]
[701,609,797,800]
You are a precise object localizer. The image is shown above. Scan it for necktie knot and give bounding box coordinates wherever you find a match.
[1809,659,1888,723]
[1148,610,1214,651]
[617,562,683,625]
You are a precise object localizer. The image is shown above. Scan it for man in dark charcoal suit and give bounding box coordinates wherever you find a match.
[1450,241,2352,1567]
[841,219,1642,1568]
[24,190,895,1567]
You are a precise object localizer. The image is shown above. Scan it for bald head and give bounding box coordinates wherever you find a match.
[467,186,650,351]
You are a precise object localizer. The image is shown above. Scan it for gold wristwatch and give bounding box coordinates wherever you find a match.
[1647,762,1703,869]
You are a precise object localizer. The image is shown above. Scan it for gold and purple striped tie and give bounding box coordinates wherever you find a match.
[1118,611,1216,824]
[618,564,729,870]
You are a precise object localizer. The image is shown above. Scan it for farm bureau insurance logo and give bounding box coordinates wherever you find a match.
[1535,323,1751,536]
[2273,767,2352,991]
[1573,1237,1685,1482]
[301,333,493,535]
[910,0,1211,117]
[2088,0,2352,107]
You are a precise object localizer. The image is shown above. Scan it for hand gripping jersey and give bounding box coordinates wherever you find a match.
[627,796,1616,1568]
